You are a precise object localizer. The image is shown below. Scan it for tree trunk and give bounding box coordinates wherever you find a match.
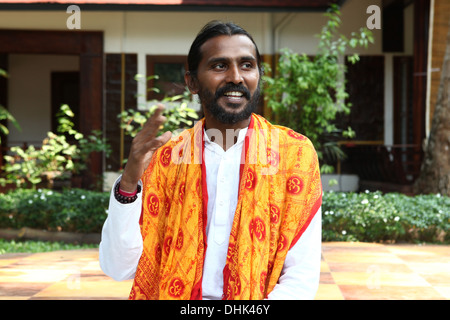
[414,23,450,196]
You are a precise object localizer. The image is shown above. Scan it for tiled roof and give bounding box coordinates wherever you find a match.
[0,0,338,9]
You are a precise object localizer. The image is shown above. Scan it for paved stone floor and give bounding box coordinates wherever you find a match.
[0,241,448,300]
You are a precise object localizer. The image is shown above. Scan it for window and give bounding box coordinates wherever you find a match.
[146,55,188,101]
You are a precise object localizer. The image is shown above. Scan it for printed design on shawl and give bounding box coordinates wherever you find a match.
[128,254,154,300]
[249,217,266,241]
[163,196,171,217]
[223,238,241,300]
[269,204,280,224]
[129,121,205,300]
[176,229,184,250]
[222,115,322,300]
[160,146,172,167]
[155,243,162,264]
[244,167,257,190]
[287,129,306,141]
[146,193,160,217]
[260,271,267,294]
[178,182,185,204]
[168,278,185,298]
[286,175,304,195]
[223,268,241,300]
[266,148,279,167]
[277,233,288,252]
[163,236,172,255]
[128,114,322,300]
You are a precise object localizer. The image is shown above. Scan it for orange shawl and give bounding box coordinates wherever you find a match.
[129,113,322,300]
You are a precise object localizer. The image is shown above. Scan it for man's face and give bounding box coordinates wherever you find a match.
[189,35,261,124]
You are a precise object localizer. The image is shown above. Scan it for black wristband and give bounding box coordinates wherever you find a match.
[114,182,142,204]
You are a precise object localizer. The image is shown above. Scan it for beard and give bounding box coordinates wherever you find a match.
[198,82,261,124]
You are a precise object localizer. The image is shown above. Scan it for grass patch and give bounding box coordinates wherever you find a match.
[0,239,98,254]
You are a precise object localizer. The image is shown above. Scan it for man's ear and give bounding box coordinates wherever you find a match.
[185,71,199,94]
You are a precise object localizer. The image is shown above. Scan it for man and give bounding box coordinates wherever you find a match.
[99,21,322,300]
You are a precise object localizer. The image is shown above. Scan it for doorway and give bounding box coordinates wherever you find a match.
[51,71,80,134]
[0,29,103,189]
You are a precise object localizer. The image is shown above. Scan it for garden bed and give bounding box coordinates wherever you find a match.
[322,190,449,243]
[0,188,109,234]
[0,188,448,244]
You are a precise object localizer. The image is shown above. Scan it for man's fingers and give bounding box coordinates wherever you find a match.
[122,107,172,191]
[159,131,173,147]
[149,104,165,124]
[147,131,172,152]
[140,104,167,138]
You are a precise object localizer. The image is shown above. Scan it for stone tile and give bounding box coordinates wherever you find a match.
[419,272,450,286]
[0,296,30,300]
[320,260,330,272]
[323,242,384,248]
[0,282,49,297]
[0,258,23,267]
[404,262,450,276]
[33,279,133,299]
[339,285,446,300]
[332,271,431,287]
[319,272,335,284]
[29,296,127,300]
[433,286,450,299]
[0,253,32,260]
[315,284,344,300]
[323,251,405,265]
[0,267,73,283]
[327,262,413,273]
[386,244,450,256]
[1,244,448,300]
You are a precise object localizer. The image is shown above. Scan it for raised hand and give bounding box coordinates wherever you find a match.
[120,104,172,192]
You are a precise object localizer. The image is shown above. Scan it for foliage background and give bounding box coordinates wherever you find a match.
[0,188,448,244]
[323,191,449,243]
[0,188,109,233]
[0,7,448,248]
[262,4,373,173]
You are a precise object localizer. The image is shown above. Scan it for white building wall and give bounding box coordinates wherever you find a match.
[7,54,79,146]
[0,0,388,55]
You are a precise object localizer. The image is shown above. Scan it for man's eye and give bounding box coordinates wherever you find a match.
[213,63,226,70]
[242,62,254,69]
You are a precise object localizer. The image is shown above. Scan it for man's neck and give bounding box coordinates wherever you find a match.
[204,114,251,151]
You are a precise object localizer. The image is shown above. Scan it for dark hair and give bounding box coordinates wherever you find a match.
[187,20,262,77]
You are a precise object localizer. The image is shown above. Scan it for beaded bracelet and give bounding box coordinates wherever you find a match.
[114,182,142,204]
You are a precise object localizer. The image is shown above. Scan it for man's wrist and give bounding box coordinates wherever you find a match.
[114,181,141,204]
[118,187,138,197]
[119,176,139,194]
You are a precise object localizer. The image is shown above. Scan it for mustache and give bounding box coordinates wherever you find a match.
[214,83,251,100]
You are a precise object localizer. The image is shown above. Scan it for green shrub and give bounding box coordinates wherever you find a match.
[0,105,111,189]
[0,188,109,233]
[262,4,373,174]
[322,191,450,243]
